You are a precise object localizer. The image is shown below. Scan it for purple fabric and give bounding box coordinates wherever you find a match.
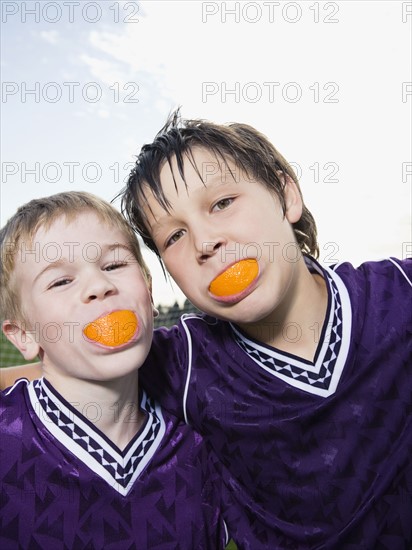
[0,378,227,549]
[142,257,412,549]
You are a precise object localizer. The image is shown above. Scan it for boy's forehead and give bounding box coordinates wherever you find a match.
[34,210,120,238]
[19,212,130,264]
[159,147,243,187]
[12,216,127,273]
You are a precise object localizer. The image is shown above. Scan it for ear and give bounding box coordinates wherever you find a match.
[145,277,159,318]
[2,320,41,361]
[282,173,303,224]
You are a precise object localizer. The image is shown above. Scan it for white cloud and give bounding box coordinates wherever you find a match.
[97,108,110,119]
[39,30,59,45]
[79,54,128,86]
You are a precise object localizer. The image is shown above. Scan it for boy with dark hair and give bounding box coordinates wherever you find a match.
[120,112,412,548]
[0,191,230,549]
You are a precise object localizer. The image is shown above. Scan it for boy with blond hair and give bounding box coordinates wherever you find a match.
[0,191,231,549]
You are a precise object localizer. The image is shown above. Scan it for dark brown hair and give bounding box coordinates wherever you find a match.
[121,109,318,260]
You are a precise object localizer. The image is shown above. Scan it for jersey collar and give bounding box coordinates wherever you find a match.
[27,378,166,496]
[230,256,352,398]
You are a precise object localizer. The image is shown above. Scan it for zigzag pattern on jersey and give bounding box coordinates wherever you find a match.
[32,378,162,492]
[232,268,343,391]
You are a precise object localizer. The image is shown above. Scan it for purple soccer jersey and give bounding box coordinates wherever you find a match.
[141,257,412,549]
[0,378,229,549]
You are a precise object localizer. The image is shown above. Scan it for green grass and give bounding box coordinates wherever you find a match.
[0,332,33,369]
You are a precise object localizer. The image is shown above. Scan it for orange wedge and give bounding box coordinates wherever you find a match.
[209,259,259,297]
[83,310,138,347]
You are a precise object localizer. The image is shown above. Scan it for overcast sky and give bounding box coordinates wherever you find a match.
[1,0,411,305]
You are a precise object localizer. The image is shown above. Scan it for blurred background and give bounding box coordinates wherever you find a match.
[1,0,411,367]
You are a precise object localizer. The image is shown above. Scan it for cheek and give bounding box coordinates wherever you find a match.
[20,302,42,329]
[169,270,188,293]
[166,267,195,298]
[162,256,185,282]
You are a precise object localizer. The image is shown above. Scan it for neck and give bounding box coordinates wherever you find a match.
[237,262,328,362]
[42,370,144,451]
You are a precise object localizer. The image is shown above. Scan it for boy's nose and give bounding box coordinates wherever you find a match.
[82,274,117,302]
[196,236,225,263]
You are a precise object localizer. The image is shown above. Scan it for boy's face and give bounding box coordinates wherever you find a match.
[8,211,153,381]
[143,147,304,325]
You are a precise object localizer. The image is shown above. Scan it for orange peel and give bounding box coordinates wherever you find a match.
[209,259,259,297]
[83,310,138,347]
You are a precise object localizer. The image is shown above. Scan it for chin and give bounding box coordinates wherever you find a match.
[208,302,271,326]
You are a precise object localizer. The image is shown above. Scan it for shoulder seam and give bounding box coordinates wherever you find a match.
[4,377,29,396]
[180,317,193,425]
[388,257,412,288]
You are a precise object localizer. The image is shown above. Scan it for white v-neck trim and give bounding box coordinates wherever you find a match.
[28,378,166,496]
[231,258,352,397]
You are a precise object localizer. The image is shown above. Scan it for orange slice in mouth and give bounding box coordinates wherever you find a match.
[209,259,259,297]
[83,310,138,347]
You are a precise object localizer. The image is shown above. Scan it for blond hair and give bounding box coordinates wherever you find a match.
[0,191,150,322]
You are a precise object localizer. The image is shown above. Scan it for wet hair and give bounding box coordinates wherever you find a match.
[0,191,150,322]
[121,109,319,261]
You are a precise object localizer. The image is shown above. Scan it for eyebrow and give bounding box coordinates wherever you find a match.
[106,243,133,253]
[33,258,70,285]
[32,242,133,284]
[105,243,135,260]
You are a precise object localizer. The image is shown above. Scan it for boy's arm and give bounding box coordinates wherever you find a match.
[140,322,188,419]
[0,363,42,390]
